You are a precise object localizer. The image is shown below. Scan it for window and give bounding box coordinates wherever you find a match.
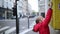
[41,12,45,18]
[25,0,27,1]
[20,3,23,6]
[18,6,22,10]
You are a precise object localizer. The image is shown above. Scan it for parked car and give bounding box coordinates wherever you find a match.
[0,16,5,19]
[29,15,35,18]
[22,15,27,18]
[11,16,16,19]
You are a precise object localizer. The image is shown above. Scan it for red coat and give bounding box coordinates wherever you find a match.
[33,8,52,34]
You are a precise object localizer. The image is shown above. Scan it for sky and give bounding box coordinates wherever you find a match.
[28,0,38,12]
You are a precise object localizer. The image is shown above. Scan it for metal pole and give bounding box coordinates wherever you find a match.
[6,2,8,19]
[7,7,8,19]
[3,32,5,34]
[28,16,29,28]
[27,0,30,29]
[15,0,19,34]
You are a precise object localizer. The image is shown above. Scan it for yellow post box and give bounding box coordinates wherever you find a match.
[50,0,60,30]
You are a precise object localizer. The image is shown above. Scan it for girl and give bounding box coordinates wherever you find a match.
[33,2,53,34]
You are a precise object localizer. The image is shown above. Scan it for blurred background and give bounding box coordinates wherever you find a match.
[0,0,60,34]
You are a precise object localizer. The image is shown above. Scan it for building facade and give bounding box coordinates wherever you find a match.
[0,0,15,19]
[17,0,28,17]
[27,4,32,16]
[22,0,28,15]
[4,0,15,19]
[17,0,32,17]
[38,0,50,17]
[0,0,32,19]
[38,0,45,17]
[0,0,5,19]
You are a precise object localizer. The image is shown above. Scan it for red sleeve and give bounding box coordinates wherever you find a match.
[42,8,52,26]
[33,24,39,32]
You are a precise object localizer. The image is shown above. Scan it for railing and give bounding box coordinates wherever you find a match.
[0,26,10,34]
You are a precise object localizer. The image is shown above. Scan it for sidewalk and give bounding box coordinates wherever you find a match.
[24,25,60,34]
[25,30,38,34]
[20,21,36,34]
[20,16,60,34]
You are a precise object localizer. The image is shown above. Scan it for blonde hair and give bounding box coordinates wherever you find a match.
[48,1,53,6]
[36,16,42,23]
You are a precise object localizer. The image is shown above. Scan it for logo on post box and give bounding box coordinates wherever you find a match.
[58,3,60,10]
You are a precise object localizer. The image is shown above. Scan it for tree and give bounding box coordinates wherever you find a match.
[32,10,37,16]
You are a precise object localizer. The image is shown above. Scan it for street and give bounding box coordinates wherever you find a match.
[0,16,37,34]
[1,16,60,34]
[19,17,37,32]
[0,17,60,34]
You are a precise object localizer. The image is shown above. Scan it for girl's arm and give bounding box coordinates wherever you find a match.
[42,8,52,26]
[33,24,40,32]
